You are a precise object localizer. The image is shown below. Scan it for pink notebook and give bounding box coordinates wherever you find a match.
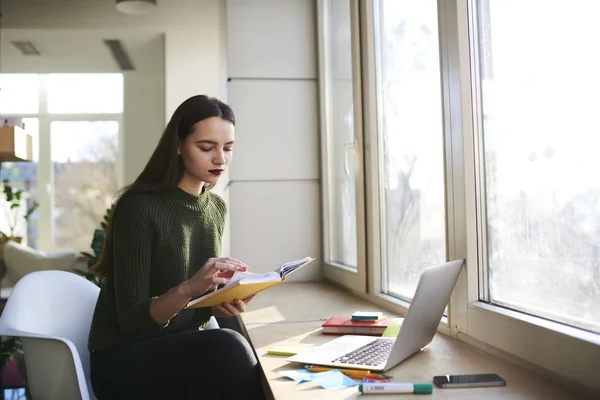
[321,317,392,336]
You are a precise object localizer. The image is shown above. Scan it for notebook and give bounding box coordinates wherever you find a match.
[184,256,315,308]
[321,317,399,336]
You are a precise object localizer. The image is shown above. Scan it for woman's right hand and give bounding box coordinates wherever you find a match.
[180,257,248,298]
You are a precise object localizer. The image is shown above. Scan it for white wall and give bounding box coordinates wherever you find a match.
[226,0,322,280]
[122,34,165,185]
[143,1,233,257]
[132,0,227,181]
[160,0,231,256]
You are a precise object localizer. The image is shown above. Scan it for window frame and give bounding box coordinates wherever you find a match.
[453,0,600,389]
[317,0,368,292]
[319,0,600,392]
[0,74,124,251]
[360,0,453,326]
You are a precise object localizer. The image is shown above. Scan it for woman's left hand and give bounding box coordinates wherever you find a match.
[212,295,255,317]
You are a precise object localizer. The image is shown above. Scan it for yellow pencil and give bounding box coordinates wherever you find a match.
[305,366,371,379]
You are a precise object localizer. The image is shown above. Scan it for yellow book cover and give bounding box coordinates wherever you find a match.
[184,256,315,309]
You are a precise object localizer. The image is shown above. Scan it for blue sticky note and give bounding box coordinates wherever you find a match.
[279,369,314,383]
[311,370,360,390]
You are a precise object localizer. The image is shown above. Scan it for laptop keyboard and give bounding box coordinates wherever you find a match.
[331,339,394,366]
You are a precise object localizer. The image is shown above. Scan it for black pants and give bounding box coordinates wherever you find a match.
[90,328,266,400]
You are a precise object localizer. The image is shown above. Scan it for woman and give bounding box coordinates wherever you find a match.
[87,95,265,399]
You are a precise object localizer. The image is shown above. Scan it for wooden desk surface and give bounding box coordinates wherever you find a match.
[240,282,590,400]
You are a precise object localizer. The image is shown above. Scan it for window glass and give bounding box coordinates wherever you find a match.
[0,74,40,114]
[476,0,600,332]
[376,0,447,302]
[51,121,119,250]
[325,0,359,268]
[47,73,123,114]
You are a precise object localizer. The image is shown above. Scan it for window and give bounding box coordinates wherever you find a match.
[319,0,366,291]
[0,74,39,114]
[52,121,119,250]
[374,0,446,302]
[325,0,359,269]
[0,73,123,252]
[47,73,124,114]
[319,0,600,391]
[473,0,600,333]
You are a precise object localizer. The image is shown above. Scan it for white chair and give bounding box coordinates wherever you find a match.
[0,270,100,400]
[205,316,220,330]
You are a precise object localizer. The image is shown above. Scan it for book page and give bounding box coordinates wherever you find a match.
[274,256,314,277]
[221,270,280,290]
[238,271,280,284]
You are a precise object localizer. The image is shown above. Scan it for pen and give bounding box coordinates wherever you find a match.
[306,366,370,379]
[305,365,389,380]
[359,382,433,395]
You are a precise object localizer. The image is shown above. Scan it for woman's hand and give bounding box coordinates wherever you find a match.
[212,295,255,317]
[180,257,248,298]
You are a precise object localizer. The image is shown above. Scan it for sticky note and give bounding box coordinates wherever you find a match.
[267,346,299,356]
[279,369,314,383]
[311,370,360,390]
[381,322,402,338]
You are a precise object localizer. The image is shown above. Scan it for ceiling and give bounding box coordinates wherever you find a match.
[0,0,215,72]
[1,0,214,29]
[1,29,163,73]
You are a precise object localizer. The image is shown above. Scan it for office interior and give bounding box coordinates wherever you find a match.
[0,0,598,398]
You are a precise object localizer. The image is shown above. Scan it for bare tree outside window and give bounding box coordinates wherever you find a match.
[52,121,119,251]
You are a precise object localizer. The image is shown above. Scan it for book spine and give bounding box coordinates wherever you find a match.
[322,327,386,336]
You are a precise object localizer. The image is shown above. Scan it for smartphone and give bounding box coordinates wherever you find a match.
[433,373,506,388]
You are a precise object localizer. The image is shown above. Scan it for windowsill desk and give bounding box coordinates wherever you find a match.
[239,282,589,400]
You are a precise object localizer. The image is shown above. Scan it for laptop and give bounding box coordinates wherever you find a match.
[286,259,464,372]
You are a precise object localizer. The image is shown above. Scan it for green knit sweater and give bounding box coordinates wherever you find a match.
[88,187,227,351]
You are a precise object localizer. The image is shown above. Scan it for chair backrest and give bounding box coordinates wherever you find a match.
[0,270,100,398]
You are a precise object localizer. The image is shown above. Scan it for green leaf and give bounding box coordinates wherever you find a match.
[80,251,95,259]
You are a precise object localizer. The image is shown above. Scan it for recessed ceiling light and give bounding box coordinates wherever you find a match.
[115,0,157,16]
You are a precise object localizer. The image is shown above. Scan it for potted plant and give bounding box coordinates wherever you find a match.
[0,336,23,399]
[0,179,39,243]
[0,179,39,260]
[77,206,113,287]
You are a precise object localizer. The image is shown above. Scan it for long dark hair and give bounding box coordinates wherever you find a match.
[94,95,235,278]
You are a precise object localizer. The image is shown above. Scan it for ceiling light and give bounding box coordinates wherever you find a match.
[115,0,157,16]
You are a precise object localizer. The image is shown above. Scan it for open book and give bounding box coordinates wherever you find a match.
[184,256,315,309]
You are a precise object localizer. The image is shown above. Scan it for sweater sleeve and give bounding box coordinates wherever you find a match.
[112,196,165,336]
[192,193,228,326]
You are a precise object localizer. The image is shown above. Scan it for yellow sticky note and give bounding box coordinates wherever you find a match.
[266,346,300,356]
[382,322,402,338]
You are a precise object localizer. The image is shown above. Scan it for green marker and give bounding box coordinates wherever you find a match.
[358,382,433,395]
